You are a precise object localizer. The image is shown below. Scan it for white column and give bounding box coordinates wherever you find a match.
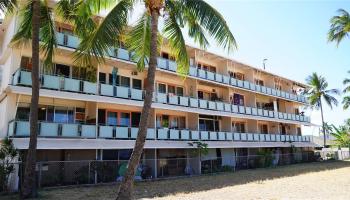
[273,100,278,118]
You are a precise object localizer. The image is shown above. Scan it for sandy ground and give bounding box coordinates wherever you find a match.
[3,161,350,200]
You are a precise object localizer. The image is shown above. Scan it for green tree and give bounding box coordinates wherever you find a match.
[331,125,350,151]
[341,71,350,110]
[304,73,339,147]
[0,138,18,192]
[10,0,57,198]
[76,0,237,199]
[328,9,350,46]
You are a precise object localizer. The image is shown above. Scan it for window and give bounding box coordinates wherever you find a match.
[209,66,216,73]
[255,79,264,86]
[232,122,245,133]
[234,72,244,81]
[199,115,219,131]
[98,109,106,124]
[256,102,274,110]
[16,107,30,120]
[20,57,32,71]
[198,91,204,99]
[158,83,166,93]
[55,64,70,77]
[294,108,300,115]
[120,112,130,126]
[72,67,86,80]
[109,74,119,85]
[107,112,118,125]
[297,127,302,136]
[233,93,244,106]
[120,76,130,87]
[99,73,106,84]
[54,107,74,123]
[259,124,268,134]
[168,85,175,94]
[132,79,142,89]
[131,112,141,127]
[176,87,184,96]
[156,115,169,128]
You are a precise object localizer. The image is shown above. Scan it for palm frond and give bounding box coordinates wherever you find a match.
[342,96,350,110]
[126,12,152,71]
[328,9,350,46]
[179,0,237,52]
[323,93,338,109]
[11,0,33,47]
[163,8,189,76]
[74,0,133,66]
[0,0,17,14]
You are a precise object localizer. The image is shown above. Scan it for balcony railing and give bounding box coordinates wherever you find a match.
[54,32,308,104]
[11,69,311,123]
[8,120,311,143]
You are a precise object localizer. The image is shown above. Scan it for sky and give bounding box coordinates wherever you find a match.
[163,0,350,136]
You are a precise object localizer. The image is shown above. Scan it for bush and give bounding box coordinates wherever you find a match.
[0,138,18,192]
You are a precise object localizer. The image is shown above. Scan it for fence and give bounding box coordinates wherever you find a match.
[2,151,326,192]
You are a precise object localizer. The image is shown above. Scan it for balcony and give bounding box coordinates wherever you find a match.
[8,120,311,143]
[54,32,308,104]
[11,69,310,124]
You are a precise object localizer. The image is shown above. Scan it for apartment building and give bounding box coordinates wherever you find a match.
[0,13,315,181]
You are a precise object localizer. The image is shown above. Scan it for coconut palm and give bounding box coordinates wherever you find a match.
[305,73,340,148]
[328,9,350,46]
[341,71,350,110]
[331,125,350,150]
[75,0,236,199]
[9,0,58,197]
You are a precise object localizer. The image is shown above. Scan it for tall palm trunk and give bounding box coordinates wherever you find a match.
[116,8,159,200]
[319,99,326,148]
[21,0,40,198]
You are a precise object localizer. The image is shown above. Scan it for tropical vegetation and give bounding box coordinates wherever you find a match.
[304,73,339,147]
[0,138,18,192]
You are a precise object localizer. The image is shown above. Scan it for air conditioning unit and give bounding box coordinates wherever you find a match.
[131,71,138,76]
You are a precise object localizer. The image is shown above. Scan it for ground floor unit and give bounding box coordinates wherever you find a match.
[9,146,316,190]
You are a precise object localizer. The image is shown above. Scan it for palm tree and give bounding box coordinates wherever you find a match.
[10,0,57,198]
[341,71,350,109]
[76,1,237,199]
[331,125,350,151]
[328,9,350,46]
[305,73,339,148]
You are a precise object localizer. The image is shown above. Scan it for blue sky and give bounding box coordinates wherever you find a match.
[193,0,350,135]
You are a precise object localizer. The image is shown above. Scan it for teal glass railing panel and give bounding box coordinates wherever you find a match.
[189,67,197,76]
[56,32,65,46]
[157,129,168,139]
[131,89,143,100]
[157,93,167,103]
[66,34,79,49]
[40,122,59,137]
[207,71,215,80]
[19,71,32,86]
[117,48,130,60]
[63,78,80,92]
[116,127,128,138]
[180,130,190,140]
[169,129,179,140]
[99,125,113,138]
[16,121,30,136]
[189,98,198,107]
[208,101,216,110]
[62,124,79,137]
[169,95,179,105]
[81,125,96,138]
[116,86,129,98]
[200,131,209,140]
[157,58,167,69]
[168,61,177,71]
[100,84,114,96]
[199,99,207,109]
[147,128,155,139]
[209,132,217,140]
[42,75,60,90]
[8,121,15,136]
[215,74,223,82]
[191,131,199,140]
[83,81,97,94]
[179,96,189,106]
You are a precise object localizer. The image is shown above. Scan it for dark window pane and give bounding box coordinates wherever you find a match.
[158,84,166,93]
[120,112,130,126]
[107,112,118,125]
[16,107,30,120]
[132,79,142,89]
[55,64,70,77]
[168,85,175,94]
[176,87,184,96]
[119,149,132,160]
[198,91,204,99]
[120,76,130,87]
[38,107,47,121]
[99,73,106,84]
[131,112,141,127]
[47,106,54,122]
[98,109,106,125]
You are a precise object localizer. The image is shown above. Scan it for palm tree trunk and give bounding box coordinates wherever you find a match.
[21,0,40,198]
[116,8,159,200]
[319,99,326,148]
